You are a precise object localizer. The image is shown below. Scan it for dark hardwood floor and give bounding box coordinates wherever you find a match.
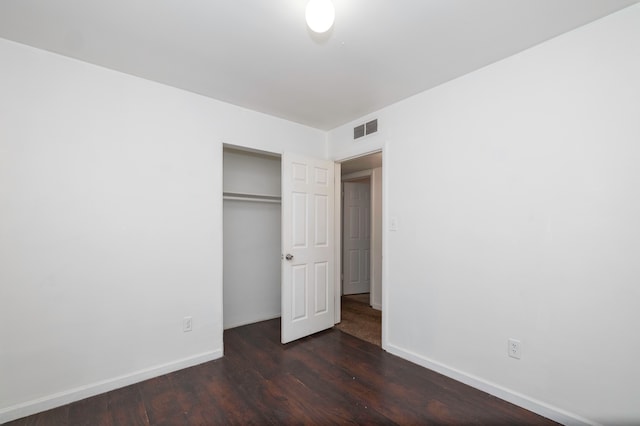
[7,319,558,425]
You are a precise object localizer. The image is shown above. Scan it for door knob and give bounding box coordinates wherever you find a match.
[285,254,294,261]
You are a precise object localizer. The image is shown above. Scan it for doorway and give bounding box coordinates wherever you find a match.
[334,151,383,346]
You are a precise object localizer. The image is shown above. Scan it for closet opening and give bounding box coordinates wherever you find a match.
[222,146,282,330]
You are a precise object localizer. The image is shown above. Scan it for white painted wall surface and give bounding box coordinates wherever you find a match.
[0,38,324,423]
[328,5,640,425]
[223,201,281,329]
[223,150,281,329]
[223,149,281,197]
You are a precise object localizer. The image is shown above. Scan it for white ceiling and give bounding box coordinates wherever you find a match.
[341,152,383,175]
[0,0,637,130]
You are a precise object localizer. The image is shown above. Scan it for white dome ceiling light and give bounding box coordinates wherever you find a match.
[305,0,335,33]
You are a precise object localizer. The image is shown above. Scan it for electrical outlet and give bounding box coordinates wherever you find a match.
[183,316,193,332]
[508,338,522,359]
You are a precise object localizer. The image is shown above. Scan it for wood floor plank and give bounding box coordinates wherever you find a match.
[8,318,558,425]
[168,367,228,425]
[196,357,272,424]
[137,375,186,425]
[107,383,149,426]
[67,393,112,426]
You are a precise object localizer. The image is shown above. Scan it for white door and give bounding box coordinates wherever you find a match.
[342,181,371,295]
[281,153,335,344]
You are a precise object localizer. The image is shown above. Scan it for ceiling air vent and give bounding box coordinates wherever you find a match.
[353,119,378,140]
[365,119,378,135]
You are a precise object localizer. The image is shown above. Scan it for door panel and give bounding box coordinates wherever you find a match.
[314,262,328,313]
[282,153,335,344]
[292,265,307,320]
[342,181,371,295]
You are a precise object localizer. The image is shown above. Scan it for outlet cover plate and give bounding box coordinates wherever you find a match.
[508,338,521,359]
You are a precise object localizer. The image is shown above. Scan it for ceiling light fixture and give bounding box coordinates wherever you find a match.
[305,0,335,33]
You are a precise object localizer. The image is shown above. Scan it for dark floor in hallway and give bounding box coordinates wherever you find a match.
[334,293,382,346]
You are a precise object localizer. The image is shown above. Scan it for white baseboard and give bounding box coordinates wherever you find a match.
[371,303,382,311]
[385,343,597,426]
[0,349,223,424]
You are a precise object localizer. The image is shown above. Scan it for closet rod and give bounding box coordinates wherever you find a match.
[223,192,281,204]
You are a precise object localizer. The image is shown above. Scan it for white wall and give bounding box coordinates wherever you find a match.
[223,148,282,196]
[0,38,325,423]
[328,4,640,425]
[223,149,282,329]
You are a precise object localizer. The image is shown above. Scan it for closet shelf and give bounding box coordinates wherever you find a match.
[223,192,281,204]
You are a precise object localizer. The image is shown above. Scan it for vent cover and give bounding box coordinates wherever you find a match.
[353,119,378,140]
[365,119,378,135]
